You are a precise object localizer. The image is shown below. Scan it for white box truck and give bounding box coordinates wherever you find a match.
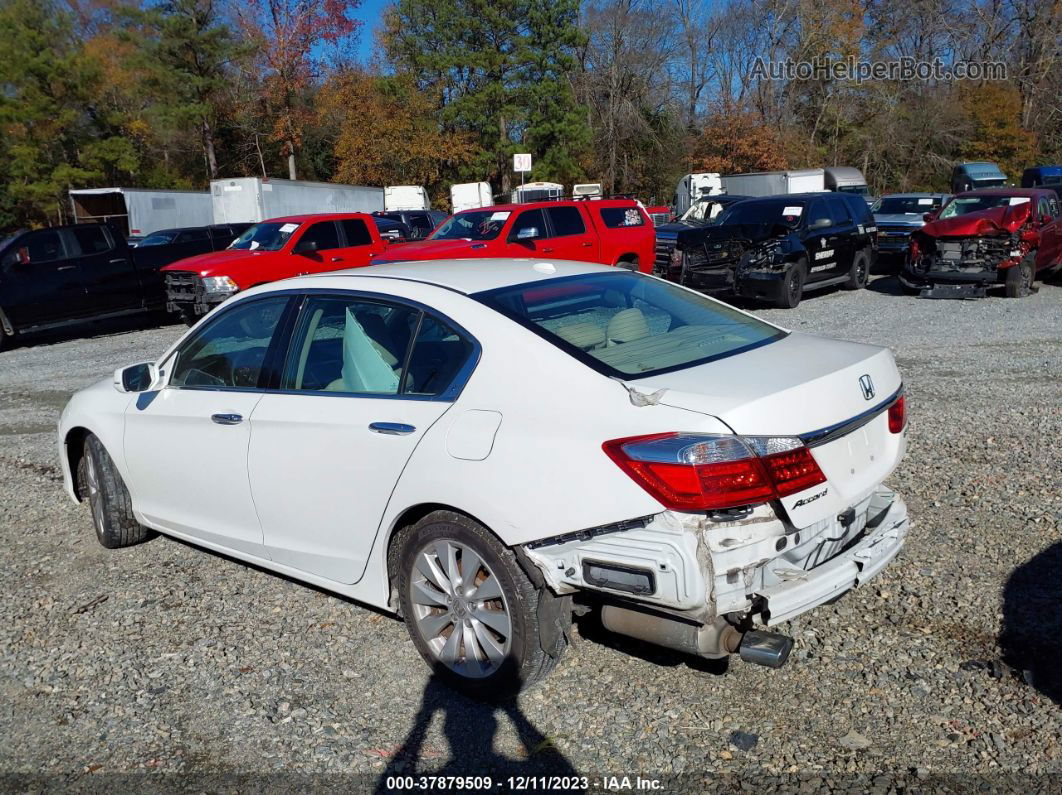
[384,185,430,211]
[720,169,825,197]
[450,182,494,212]
[210,177,385,224]
[674,173,724,215]
[69,187,213,238]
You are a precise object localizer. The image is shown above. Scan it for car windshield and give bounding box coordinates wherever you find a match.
[938,195,1026,219]
[429,210,508,241]
[874,196,945,214]
[679,201,728,225]
[229,221,300,251]
[137,234,175,247]
[718,200,806,228]
[475,271,784,378]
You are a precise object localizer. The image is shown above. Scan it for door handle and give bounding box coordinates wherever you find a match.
[369,422,416,435]
[57,265,77,271]
[581,241,593,247]
[330,256,344,262]
[109,258,126,264]
[211,413,243,425]
[541,247,554,253]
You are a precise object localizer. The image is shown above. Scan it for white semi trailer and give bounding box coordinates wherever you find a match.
[719,169,825,197]
[68,187,213,238]
[210,177,384,224]
[450,182,494,212]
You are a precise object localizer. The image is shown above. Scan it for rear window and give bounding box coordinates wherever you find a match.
[598,207,645,228]
[475,272,784,379]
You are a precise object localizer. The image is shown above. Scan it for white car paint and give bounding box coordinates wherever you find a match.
[58,259,909,639]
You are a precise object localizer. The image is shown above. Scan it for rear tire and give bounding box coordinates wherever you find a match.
[844,249,870,290]
[395,510,566,698]
[773,260,806,308]
[80,434,155,549]
[1004,253,1036,298]
[617,259,638,272]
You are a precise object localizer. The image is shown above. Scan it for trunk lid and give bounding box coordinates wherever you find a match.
[630,332,905,528]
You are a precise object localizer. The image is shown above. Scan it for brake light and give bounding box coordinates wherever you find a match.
[603,433,826,513]
[888,394,906,433]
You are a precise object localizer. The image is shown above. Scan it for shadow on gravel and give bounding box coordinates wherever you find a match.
[375,662,579,792]
[999,541,1062,705]
[1,311,178,351]
[866,274,910,297]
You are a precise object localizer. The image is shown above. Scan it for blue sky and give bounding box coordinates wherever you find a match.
[353,0,388,60]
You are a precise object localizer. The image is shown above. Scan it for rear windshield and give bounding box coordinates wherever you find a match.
[429,209,508,241]
[474,272,784,378]
[873,196,945,214]
[939,195,1026,219]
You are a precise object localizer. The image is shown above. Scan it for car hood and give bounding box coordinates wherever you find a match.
[655,220,709,237]
[874,213,925,227]
[372,239,493,262]
[920,202,1031,238]
[159,248,277,274]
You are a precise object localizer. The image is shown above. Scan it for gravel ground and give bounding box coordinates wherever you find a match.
[1,276,1059,792]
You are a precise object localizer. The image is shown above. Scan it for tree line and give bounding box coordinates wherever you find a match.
[1,0,1059,232]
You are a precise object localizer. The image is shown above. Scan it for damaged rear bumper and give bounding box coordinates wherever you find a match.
[521,485,909,630]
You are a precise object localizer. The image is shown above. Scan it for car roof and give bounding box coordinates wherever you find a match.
[298,258,623,295]
[954,188,1044,197]
[263,212,372,223]
[456,199,638,214]
[879,192,948,199]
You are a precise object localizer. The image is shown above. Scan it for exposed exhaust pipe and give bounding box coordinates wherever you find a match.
[600,605,793,667]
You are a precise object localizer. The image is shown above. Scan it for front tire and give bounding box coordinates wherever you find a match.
[395,511,565,698]
[1004,253,1036,298]
[79,434,155,549]
[773,259,806,308]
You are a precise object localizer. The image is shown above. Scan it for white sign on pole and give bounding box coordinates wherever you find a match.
[513,153,532,173]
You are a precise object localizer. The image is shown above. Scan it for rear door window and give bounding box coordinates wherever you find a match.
[175,229,209,243]
[72,226,112,255]
[403,315,475,396]
[300,221,341,252]
[827,197,852,227]
[546,206,586,237]
[340,219,373,246]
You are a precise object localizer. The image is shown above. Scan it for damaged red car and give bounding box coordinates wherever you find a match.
[901,188,1062,298]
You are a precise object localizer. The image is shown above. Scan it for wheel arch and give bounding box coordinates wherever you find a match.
[64,425,92,501]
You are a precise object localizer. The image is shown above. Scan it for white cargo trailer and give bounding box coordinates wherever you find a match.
[720,169,825,197]
[384,185,430,211]
[210,177,384,224]
[69,187,213,238]
[572,183,603,199]
[511,182,563,203]
[450,182,494,213]
[674,173,723,215]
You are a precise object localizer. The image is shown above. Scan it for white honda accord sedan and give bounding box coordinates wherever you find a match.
[58,259,909,695]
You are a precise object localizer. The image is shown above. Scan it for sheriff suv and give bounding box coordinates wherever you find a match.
[370,199,655,273]
[659,193,877,308]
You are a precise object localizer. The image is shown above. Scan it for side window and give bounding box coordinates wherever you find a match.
[340,219,373,247]
[1050,198,1060,218]
[283,296,418,394]
[827,197,851,226]
[598,207,645,228]
[546,206,586,237]
[409,214,433,233]
[176,229,209,243]
[1037,197,1054,220]
[510,209,546,241]
[299,221,341,252]
[72,226,112,255]
[403,314,474,397]
[170,296,288,389]
[807,201,831,230]
[22,230,66,264]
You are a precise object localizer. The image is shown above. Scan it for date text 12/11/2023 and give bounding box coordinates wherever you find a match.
[384,775,663,790]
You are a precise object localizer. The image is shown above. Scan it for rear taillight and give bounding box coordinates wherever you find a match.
[603,433,826,513]
[888,394,906,433]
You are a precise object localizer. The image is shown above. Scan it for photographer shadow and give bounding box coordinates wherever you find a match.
[374,660,580,794]
[999,541,1062,705]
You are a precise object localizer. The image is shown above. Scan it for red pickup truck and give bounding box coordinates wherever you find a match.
[161,213,390,323]
[370,199,656,272]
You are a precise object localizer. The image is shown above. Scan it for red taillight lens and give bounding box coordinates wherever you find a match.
[761,446,828,497]
[888,394,906,433]
[603,433,826,513]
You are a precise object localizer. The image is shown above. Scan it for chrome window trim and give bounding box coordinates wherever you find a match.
[799,386,904,448]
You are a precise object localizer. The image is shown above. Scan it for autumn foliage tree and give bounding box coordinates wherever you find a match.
[691,112,789,174]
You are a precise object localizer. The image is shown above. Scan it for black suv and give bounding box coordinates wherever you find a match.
[659,193,877,307]
[372,210,448,240]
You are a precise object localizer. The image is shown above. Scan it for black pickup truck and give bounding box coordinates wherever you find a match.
[0,222,237,349]
[658,193,878,308]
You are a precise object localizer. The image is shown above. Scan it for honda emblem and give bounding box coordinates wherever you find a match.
[859,374,875,400]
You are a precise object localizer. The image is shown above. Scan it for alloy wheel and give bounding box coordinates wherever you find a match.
[85,453,105,532]
[409,539,512,678]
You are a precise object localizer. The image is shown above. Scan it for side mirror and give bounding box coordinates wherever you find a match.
[923,212,936,223]
[15,247,30,266]
[1041,214,1053,226]
[514,226,540,241]
[293,239,318,255]
[811,217,831,229]
[113,362,158,393]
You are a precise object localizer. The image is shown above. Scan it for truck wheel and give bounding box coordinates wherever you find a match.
[617,258,638,271]
[844,250,870,290]
[1004,253,1036,298]
[395,510,566,698]
[79,434,155,549]
[773,260,806,308]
